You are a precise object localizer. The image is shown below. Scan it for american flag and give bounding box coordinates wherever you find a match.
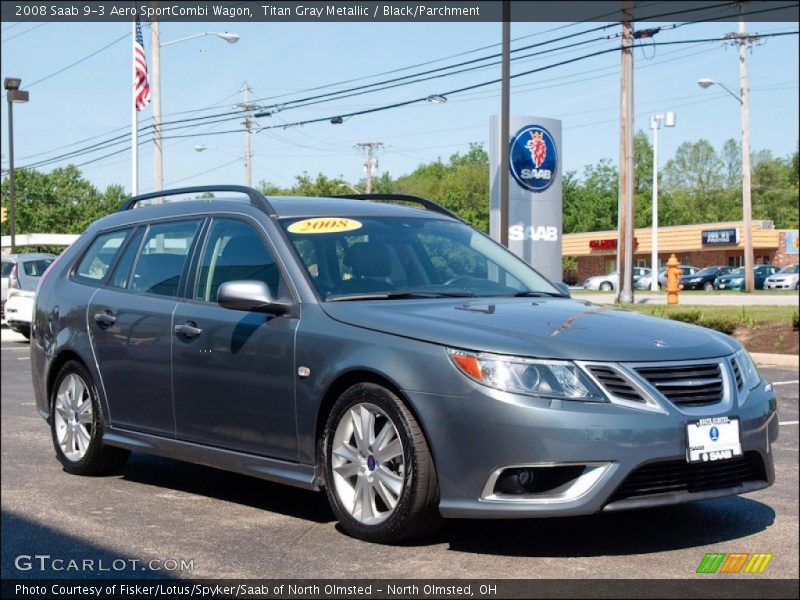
[133,19,151,112]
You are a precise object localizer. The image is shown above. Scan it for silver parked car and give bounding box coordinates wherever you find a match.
[763,264,799,290]
[30,186,778,543]
[636,265,700,290]
[1,253,56,335]
[583,268,650,291]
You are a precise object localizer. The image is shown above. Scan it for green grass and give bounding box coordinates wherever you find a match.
[616,304,798,327]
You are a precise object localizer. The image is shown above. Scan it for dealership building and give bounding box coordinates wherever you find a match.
[562,220,799,282]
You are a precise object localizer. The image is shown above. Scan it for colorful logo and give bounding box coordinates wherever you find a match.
[509,125,558,193]
[696,553,773,574]
[709,426,719,442]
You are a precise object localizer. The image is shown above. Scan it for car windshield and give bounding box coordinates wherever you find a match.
[696,267,721,276]
[778,264,799,274]
[281,216,563,300]
[729,268,744,275]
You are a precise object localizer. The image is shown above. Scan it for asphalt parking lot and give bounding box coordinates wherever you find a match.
[1,333,797,580]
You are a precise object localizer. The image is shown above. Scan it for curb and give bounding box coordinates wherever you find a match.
[751,352,799,369]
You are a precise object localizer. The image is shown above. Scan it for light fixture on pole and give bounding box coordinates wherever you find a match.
[150,29,240,192]
[426,94,447,104]
[649,111,676,291]
[194,145,249,186]
[697,75,753,292]
[4,77,30,254]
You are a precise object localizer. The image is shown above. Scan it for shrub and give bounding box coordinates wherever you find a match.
[697,315,740,335]
[667,310,702,325]
[793,312,799,331]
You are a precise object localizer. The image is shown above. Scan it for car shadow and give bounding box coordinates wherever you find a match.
[117,454,774,555]
[119,453,335,524]
[437,497,775,556]
[1,510,178,579]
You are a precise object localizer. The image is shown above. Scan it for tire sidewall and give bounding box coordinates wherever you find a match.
[50,361,105,474]
[323,384,421,542]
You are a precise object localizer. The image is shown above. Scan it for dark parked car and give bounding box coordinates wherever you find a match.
[31,186,778,543]
[680,266,732,291]
[715,265,780,291]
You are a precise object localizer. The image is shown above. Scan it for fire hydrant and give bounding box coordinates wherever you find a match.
[666,254,681,305]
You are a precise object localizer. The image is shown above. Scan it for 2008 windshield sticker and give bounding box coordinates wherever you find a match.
[287,218,363,234]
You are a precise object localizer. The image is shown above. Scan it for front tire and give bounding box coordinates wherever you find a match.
[703,282,714,292]
[599,281,613,291]
[323,383,441,543]
[50,361,129,475]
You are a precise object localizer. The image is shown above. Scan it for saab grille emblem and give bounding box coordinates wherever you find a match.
[509,124,558,193]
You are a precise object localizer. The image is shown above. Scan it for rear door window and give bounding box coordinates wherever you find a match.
[130,220,200,297]
[109,228,145,289]
[22,259,55,277]
[75,229,130,282]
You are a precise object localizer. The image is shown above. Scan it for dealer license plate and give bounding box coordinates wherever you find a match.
[686,417,742,463]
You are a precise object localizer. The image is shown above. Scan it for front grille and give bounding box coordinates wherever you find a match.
[730,357,744,391]
[609,452,766,503]
[587,366,644,402]
[635,363,724,407]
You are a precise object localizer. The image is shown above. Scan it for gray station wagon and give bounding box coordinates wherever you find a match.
[31,186,779,543]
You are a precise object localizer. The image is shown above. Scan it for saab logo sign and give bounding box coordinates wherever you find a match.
[509,125,558,193]
[509,225,558,242]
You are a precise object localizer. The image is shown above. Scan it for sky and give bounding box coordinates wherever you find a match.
[1,16,798,195]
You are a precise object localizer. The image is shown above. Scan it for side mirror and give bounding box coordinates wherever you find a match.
[217,280,291,315]
[553,281,571,297]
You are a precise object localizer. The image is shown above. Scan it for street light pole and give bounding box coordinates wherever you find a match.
[152,29,239,192]
[4,77,29,255]
[649,112,675,291]
[151,19,163,192]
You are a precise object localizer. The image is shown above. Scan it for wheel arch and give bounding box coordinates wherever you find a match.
[313,368,436,487]
[46,349,91,418]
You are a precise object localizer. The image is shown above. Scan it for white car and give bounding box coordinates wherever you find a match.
[582,268,650,291]
[4,289,36,339]
[764,264,799,290]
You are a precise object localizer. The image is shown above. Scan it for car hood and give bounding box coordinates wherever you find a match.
[320,297,737,362]
[717,273,743,281]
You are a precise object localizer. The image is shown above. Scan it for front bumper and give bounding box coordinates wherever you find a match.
[765,279,796,289]
[405,376,778,518]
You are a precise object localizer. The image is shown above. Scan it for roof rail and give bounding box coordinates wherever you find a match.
[117,185,276,216]
[335,193,465,223]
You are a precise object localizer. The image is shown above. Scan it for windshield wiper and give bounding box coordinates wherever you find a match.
[327,291,476,302]
[510,291,567,298]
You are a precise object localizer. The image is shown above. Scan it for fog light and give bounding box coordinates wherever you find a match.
[517,468,534,489]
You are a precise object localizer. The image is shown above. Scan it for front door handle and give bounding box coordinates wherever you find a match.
[175,321,203,339]
[94,311,116,328]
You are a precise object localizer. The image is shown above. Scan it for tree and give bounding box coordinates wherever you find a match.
[1,166,124,236]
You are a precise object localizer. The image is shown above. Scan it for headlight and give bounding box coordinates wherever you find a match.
[688,278,701,282]
[735,348,761,391]
[447,349,606,402]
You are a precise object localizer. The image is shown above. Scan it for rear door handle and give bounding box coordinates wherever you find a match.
[94,311,116,328]
[174,321,203,339]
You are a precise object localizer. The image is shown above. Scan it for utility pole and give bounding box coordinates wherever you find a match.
[354,142,384,193]
[616,0,635,304]
[499,0,510,248]
[238,82,254,187]
[151,16,163,192]
[731,14,756,293]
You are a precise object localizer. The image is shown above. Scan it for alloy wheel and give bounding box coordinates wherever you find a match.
[53,373,93,462]
[330,402,405,525]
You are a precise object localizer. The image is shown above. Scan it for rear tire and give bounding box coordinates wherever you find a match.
[703,282,714,292]
[50,361,129,475]
[323,383,441,543]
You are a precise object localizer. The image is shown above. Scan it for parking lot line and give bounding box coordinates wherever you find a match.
[772,380,799,386]
[779,420,799,426]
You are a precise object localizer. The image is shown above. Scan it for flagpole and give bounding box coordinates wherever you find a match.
[131,18,138,196]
